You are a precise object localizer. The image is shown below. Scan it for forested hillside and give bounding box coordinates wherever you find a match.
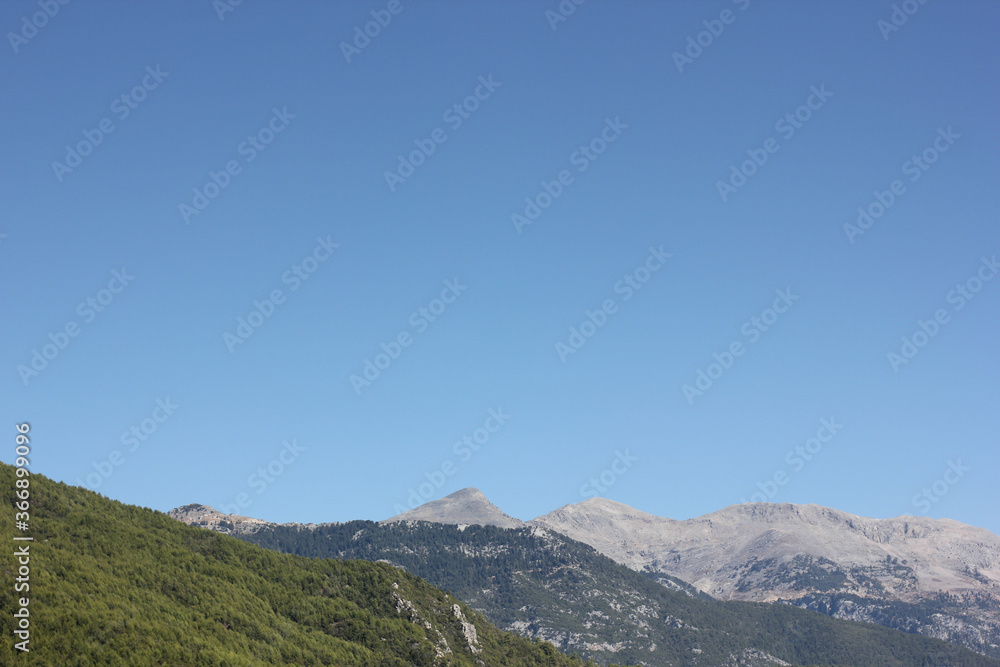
[0,464,601,666]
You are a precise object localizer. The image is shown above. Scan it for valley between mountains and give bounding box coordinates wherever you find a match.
[170,487,1000,666]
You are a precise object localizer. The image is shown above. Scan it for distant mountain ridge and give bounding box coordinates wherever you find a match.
[530,498,1000,601]
[171,488,1000,660]
[529,498,1000,657]
[172,508,998,666]
[376,490,1000,607]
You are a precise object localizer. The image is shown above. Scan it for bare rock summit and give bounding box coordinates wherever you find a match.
[530,499,1000,601]
[383,488,524,529]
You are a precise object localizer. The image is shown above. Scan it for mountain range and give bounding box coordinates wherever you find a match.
[170,488,1000,664]
[530,495,1000,659]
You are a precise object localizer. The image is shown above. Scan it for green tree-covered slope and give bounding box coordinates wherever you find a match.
[0,464,601,666]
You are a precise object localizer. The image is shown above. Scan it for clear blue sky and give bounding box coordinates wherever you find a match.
[2,1,998,535]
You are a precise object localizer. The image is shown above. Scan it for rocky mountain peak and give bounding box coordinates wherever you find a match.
[383,487,524,529]
[446,487,489,502]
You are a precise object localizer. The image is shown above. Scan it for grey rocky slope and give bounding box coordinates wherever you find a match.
[530,498,1000,657]
[167,503,284,534]
[384,487,525,529]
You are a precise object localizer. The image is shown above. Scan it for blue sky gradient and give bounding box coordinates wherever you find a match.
[2,0,998,534]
